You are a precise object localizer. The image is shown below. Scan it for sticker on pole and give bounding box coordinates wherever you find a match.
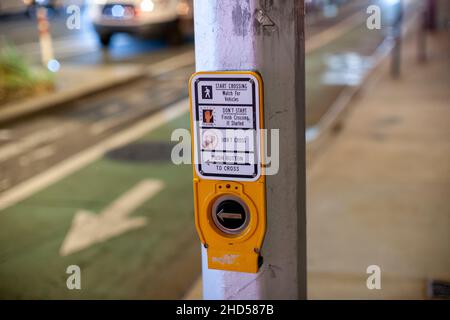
[190,72,263,181]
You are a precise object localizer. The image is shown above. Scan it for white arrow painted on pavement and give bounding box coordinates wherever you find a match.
[59,179,165,256]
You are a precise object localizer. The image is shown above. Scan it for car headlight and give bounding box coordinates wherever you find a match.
[177,0,191,16]
[89,0,108,5]
[140,0,155,12]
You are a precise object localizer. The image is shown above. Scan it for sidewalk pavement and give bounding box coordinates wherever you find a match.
[307,29,450,299]
[0,64,144,124]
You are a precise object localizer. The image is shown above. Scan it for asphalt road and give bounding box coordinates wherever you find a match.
[0,6,192,66]
[0,0,372,65]
[0,62,194,192]
[0,0,387,193]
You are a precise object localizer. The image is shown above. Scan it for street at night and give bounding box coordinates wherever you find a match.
[0,0,449,308]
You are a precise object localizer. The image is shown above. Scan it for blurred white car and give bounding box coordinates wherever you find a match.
[88,0,193,47]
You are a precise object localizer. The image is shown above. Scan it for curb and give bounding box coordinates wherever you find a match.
[0,67,147,125]
[306,38,393,166]
[306,8,422,166]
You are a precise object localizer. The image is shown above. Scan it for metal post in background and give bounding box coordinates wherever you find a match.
[391,0,403,78]
[194,0,307,299]
[417,2,428,63]
[425,0,437,31]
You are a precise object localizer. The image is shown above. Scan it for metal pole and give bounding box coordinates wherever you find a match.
[417,3,427,63]
[194,0,307,299]
[425,0,437,31]
[391,0,403,78]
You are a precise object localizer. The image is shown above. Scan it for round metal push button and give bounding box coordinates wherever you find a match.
[212,195,249,235]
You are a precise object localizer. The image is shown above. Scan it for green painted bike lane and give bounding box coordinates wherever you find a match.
[0,112,199,299]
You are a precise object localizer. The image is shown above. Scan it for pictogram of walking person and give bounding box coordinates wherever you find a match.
[202,85,213,99]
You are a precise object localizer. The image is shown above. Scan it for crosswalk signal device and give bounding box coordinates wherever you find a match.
[189,71,266,273]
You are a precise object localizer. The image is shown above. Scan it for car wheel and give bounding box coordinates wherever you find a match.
[25,6,35,18]
[99,33,112,47]
[166,22,184,46]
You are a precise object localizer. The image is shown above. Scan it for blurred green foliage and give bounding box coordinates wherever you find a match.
[0,44,54,105]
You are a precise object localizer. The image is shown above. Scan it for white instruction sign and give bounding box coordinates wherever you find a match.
[190,73,262,181]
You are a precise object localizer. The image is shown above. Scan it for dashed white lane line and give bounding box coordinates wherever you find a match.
[19,145,56,167]
[0,123,77,163]
[0,98,189,212]
[147,50,195,77]
[305,11,364,54]
[90,87,180,136]
[0,129,12,141]
[90,115,128,136]
[0,179,10,192]
[15,34,99,60]
[101,103,122,116]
